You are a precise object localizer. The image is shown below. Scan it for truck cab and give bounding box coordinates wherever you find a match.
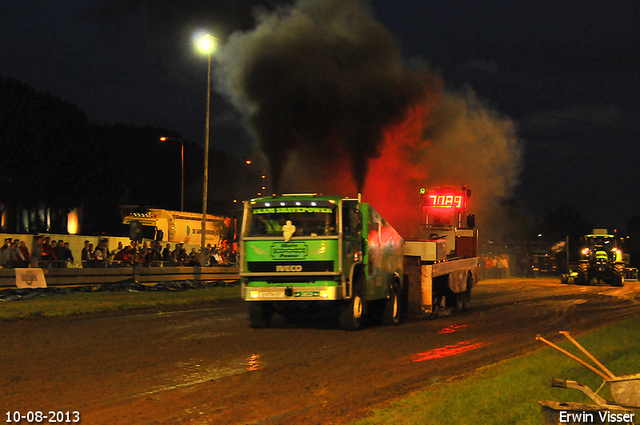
[240,194,403,330]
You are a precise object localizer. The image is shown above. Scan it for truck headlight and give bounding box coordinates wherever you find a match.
[250,291,259,299]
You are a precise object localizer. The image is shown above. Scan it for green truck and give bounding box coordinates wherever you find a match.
[240,194,403,330]
[240,187,479,330]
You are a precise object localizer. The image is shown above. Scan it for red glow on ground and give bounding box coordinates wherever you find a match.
[438,324,470,334]
[405,340,487,363]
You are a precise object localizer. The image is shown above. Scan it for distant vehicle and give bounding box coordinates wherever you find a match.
[123,208,235,248]
[576,229,625,286]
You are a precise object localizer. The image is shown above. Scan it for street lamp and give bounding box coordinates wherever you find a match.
[244,159,267,196]
[159,137,184,212]
[196,33,218,266]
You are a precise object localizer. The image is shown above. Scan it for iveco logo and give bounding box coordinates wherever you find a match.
[276,265,303,272]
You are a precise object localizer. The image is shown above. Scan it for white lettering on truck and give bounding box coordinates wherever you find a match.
[276,265,303,272]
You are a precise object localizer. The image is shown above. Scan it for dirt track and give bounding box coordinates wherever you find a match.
[2,279,640,424]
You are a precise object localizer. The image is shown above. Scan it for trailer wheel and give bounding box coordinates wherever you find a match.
[381,282,402,326]
[461,273,473,311]
[248,302,274,328]
[454,291,464,312]
[431,292,443,318]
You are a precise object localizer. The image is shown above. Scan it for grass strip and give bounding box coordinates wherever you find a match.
[356,315,640,425]
[0,286,241,319]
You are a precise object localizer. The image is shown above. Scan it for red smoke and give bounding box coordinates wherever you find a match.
[363,102,435,239]
[278,97,437,240]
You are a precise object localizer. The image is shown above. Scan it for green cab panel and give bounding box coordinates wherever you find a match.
[243,239,340,287]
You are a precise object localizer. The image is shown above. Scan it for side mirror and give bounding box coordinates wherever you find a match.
[466,214,475,229]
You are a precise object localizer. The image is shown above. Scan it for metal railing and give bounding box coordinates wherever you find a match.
[0,259,238,269]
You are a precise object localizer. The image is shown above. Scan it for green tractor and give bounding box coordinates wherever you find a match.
[576,229,625,286]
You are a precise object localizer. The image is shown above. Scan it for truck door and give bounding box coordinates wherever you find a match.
[341,201,362,289]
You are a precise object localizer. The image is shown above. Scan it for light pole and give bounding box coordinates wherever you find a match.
[159,137,184,212]
[196,33,218,266]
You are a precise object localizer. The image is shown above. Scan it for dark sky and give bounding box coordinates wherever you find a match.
[1,0,639,231]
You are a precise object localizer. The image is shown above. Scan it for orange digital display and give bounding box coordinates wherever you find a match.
[427,194,464,209]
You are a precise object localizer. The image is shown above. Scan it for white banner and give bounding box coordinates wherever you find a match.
[15,268,47,289]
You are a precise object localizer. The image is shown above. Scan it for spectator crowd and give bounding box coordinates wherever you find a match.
[0,236,236,269]
[0,236,73,268]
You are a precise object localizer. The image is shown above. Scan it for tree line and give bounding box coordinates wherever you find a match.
[0,77,261,235]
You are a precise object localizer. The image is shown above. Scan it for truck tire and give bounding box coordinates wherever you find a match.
[445,290,464,312]
[340,272,366,330]
[248,302,274,328]
[612,264,625,287]
[462,273,472,310]
[381,283,402,326]
[339,293,364,331]
[577,263,589,285]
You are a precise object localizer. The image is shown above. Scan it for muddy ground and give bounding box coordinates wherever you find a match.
[2,279,640,424]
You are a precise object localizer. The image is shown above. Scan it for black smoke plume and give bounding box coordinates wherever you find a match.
[215,0,523,241]
[215,0,428,193]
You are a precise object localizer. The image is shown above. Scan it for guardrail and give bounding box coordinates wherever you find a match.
[0,265,239,288]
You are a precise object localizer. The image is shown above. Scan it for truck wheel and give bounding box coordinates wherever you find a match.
[248,302,274,328]
[577,263,589,285]
[339,293,364,331]
[381,283,402,326]
[612,264,625,287]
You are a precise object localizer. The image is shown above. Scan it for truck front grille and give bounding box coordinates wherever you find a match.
[247,261,334,272]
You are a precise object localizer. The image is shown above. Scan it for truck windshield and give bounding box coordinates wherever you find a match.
[245,206,337,237]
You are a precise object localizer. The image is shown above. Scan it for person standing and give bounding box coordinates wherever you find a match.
[18,241,30,265]
[11,240,28,268]
[42,237,54,264]
[162,243,172,266]
[31,236,45,267]
[92,239,109,267]
[0,238,10,254]
[173,242,187,266]
[63,242,74,266]
[53,240,66,268]
[112,241,124,256]
[81,240,91,267]
[0,239,12,267]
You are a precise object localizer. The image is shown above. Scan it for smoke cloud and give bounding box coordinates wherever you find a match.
[215,0,523,239]
[215,0,428,193]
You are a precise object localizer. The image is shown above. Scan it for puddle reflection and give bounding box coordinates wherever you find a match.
[246,354,261,371]
[405,340,487,363]
[142,353,264,395]
[438,324,470,334]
